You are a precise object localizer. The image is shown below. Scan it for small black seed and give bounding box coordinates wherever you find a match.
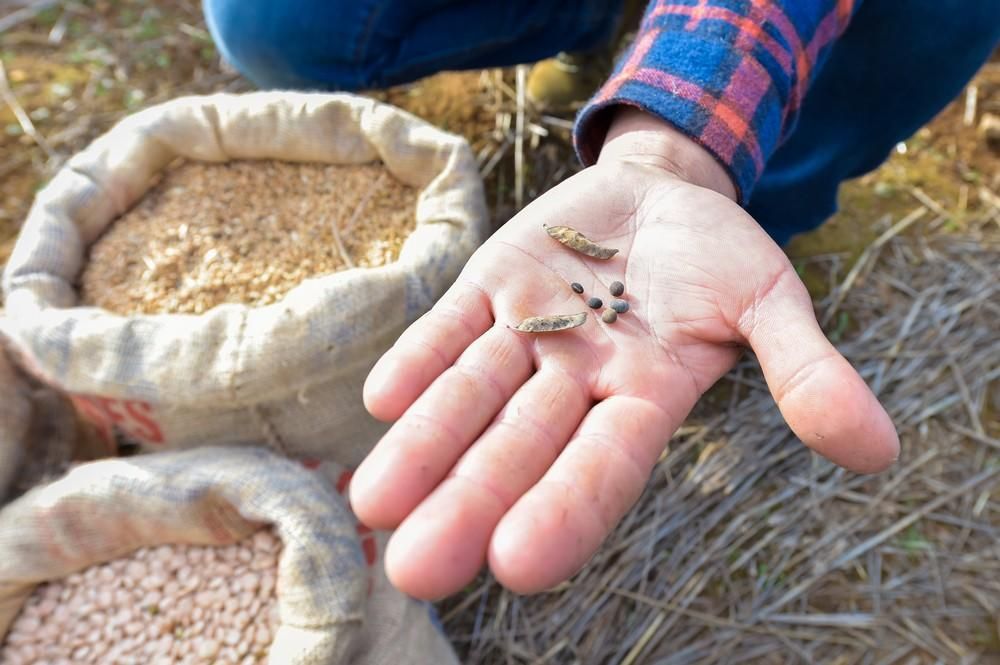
[610,299,629,314]
[601,308,618,324]
[609,281,625,297]
[587,297,603,309]
[570,282,584,294]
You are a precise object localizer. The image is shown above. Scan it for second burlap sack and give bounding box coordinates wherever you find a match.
[0,446,458,664]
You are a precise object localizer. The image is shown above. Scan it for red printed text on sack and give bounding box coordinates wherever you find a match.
[71,395,165,446]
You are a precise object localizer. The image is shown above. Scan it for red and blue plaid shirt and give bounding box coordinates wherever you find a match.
[576,0,859,204]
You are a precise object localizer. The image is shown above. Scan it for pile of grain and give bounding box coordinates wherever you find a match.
[79,160,419,315]
[1,529,282,664]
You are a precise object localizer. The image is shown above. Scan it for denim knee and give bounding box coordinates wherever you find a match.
[203,0,624,92]
[203,0,375,90]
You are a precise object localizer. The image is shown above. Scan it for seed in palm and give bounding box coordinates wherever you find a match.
[570,282,584,294]
[601,308,618,324]
[609,281,625,297]
[610,299,629,314]
[587,297,603,309]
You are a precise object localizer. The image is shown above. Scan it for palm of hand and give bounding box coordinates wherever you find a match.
[351,161,898,599]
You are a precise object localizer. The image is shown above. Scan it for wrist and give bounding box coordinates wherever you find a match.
[598,107,738,202]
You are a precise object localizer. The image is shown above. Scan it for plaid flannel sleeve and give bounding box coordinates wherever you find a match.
[575,0,861,204]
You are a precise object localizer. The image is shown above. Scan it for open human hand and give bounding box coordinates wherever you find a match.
[350,110,899,600]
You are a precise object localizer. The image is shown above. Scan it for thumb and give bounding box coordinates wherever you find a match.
[739,271,899,473]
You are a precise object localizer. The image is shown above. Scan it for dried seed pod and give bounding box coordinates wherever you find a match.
[511,312,587,333]
[609,281,625,297]
[543,224,618,259]
[601,309,618,324]
[570,282,584,294]
[587,297,603,309]
[610,299,629,314]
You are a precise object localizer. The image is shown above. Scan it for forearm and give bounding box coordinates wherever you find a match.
[576,0,862,204]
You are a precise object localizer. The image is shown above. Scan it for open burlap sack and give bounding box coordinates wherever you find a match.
[1,91,488,466]
[0,446,457,665]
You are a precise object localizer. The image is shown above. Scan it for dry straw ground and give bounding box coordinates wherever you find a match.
[1,2,998,663]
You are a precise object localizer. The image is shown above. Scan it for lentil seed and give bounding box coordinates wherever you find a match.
[602,309,618,324]
[570,282,584,294]
[587,297,603,309]
[609,281,625,297]
[610,299,629,314]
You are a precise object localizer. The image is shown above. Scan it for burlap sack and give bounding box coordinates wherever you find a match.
[1,91,488,467]
[0,446,458,665]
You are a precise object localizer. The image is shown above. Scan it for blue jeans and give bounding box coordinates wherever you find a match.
[203,0,624,91]
[204,0,1000,245]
